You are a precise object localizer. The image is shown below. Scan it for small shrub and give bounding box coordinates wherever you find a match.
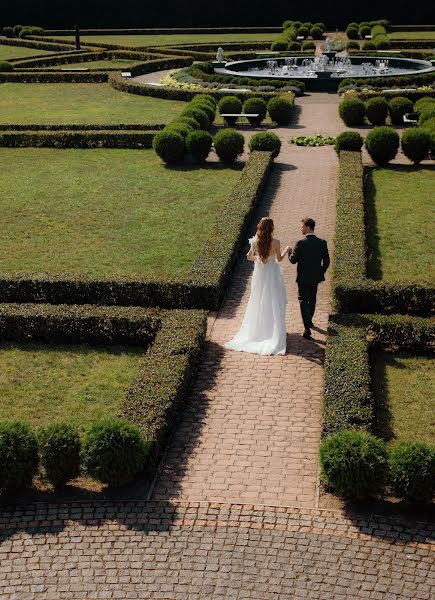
[186,130,213,162]
[190,98,215,122]
[414,97,435,113]
[310,26,323,40]
[334,131,364,154]
[302,41,316,51]
[249,131,281,158]
[348,22,359,29]
[82,418,149,487]
[363,41,376,50]
[401,128,432,164]
[38,423,81,489]
[267,95,293,125]
[419,104,435,124]
[13,24,24,36]
[0,420,39,491]
[19,27,32,38]
[346,41,360,50]
[320,430,388,500]
[271,40,288,51]
[365,126,400,165]
[176,115,200,130]
[0,61,14,72]
[346,27,359,40]
[389,442,435,503]
[288,41,302,51]
[375,37,391,50]
[298,26,309,38]
[283,28,297,41]
[1,26,14,37]
[181,106,209,130]
[365,96,389,125]
[152,129,185,164]
[164,122,192,139]
[388,96,414,125]
[218,95,243,116]
[314,22,326,32]
[214,129,244,164]
[338,97,366,126]
[359,25,371,38]
[243,97,267,125]
[282,20,294,29]
[371,25,387,38]
[302,22,313,30]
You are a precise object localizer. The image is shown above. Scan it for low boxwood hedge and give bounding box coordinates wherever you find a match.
[333,151,434,315]
[0,123,165,131]
[0,130,158,148]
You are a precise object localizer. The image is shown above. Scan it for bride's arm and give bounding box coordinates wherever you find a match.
[247,242,256,261]
[276,240,291,262]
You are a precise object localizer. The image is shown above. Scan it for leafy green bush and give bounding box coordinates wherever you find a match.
[13,24,24,36]
[249,132,281,158]
[302,22,313,30]
[365,96,389,125]
[19,27,32,38]
[0,61,14,72]
[314,22,326,31]
[271,40,288,51]
[419,104,435,125]
[388,96,414,125]
[175,115,200,130]
[181,106,209,130]
[375,37,391,50]
[282,20,294,29]
[298,26,309,38]
[359,25,371,38]
[401,128,432,164]
[214,129,244,164]
[38,422,81,488]
[365,126,400,165]
[362,41,376,50]
[414,97,435,113]
[302,41,316,51]
[186,130,213,162]
[0,420,39,491]
[310,26,323,39]
[320,430,388,499]
[348,22,359,29]
[267,95,294,125]
[152,129,185,164]
[346,27,359,40]
[82,418,149,487]
[164,122,192,139]
[190,98,216,123]
[288,41,302,51]
[243,97,267,125]
[218,95,243,116]
[389,442,435,503]
[346,41,360,50]
[334,131,364,154]
[339,97,366,125]
[371,25,387,39]
[1,26,14,37]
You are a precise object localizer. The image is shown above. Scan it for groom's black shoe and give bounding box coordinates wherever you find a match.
[303,329,312,339]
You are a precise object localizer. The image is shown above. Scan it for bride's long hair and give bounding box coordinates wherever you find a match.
[256,217,274,264]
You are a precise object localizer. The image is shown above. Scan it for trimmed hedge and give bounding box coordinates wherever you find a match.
[333,151,434,316]
[389,442,435,503]
[365,126,400,165]
[248,131,281,157]
[338,97,366,125]
[338,71,435,91]
[0,420,39,491]
[334,131,364,153]
[0,123,164,131]
[0,130,158,148]
[38,423,81,489]
[0,71,108,83]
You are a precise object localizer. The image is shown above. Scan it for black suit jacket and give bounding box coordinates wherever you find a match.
[289,234,330,284]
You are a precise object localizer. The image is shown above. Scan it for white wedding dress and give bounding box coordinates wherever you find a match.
[224,237,287,356]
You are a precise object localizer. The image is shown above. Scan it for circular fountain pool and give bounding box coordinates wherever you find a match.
[214,55,435,91]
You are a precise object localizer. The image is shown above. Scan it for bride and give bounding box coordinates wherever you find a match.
[225,217,289,356]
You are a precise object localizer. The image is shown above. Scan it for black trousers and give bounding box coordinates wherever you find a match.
[297,283,318,330]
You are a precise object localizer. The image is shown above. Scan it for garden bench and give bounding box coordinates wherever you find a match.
[403,112,420,126]
[220,113,261,126]
[61,67,89,71]
[121,71,131,77]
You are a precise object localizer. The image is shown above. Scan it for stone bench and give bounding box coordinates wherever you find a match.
[220,113,261,126]
[61,67,89,71]
[403,112,419,126]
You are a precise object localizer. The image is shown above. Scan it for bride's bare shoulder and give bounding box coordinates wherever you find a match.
[272,237,280,246]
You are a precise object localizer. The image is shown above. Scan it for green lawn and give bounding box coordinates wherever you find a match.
[0,148,240,278]
[0,44,56,60]
[390,31,435,40]
[45,33,274,47]
[373,352,435,445]
[0,342,144,430]
[46,59,141,70]
[0,83,186,124]
[365,166,435,283]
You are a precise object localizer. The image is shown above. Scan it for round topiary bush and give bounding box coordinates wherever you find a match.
[365,126,400,165]
[243,97,267,125]
[19,27,32,38]
[338,97,366,126]
[365,96,389,125]
[334,131,364,154]
[164,122,192,139]
[414,97,435,113]
[176,115,200,130]
[214,129,244,164]
[190,98,216,123]
[288,41,302,51]
[248,131,281,158]
[359,25,371,38]
[419,104,435,124]
[271,40,288,51]
[186,129,213,162]
[302,22,313,30]
[320,430,388,500]
[363,41,376,50]
[282,20,294,29]
[313,22,326,32]
[388,96,414,125]
[346,27,359,40]
[346,41,360,50]
[82,418,149,487]
[302,41,316,51]
[267,95,293,125]
[298,26,309,38]
[389,442,435,503]
[348,22,359,29]
[1,26,14,37]
[38,422,81,489]
[13,24,24,36]
[375,37,391,50]
[0,420,39,491]
[181,106,209,130]
[0,61,14,72]
[218,95,243,116]
[401,128,432,164]
[310,26,323,39]
[152,129,185,164]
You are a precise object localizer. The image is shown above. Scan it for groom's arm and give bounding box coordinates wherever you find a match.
[289,241,300,264]
[321,240,330,274]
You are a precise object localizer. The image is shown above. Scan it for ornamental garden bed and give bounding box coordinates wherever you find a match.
[43,33,276,47]
[365,165,434,284]
[0,83,186,124]
[0,45,57,60]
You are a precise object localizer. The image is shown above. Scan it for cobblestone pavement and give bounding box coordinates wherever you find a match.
[0,501,433,599]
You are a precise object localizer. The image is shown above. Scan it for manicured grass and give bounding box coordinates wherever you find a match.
[45,33,275,47]
[0,342,145,430]
[46,59,141,70]
[372,352,435,445]
[390,31,435,40]
[0,148,241,278]
[365,166,435,283]
[0,83,185,124]
[0,44,56,60]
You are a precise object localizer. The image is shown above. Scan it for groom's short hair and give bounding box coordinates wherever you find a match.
[302,217,315,230]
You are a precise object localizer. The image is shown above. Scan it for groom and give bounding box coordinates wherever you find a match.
[288,217,330,339]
